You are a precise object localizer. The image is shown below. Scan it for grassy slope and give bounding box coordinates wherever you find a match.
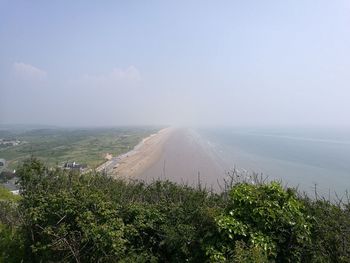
[0,127,158,169]
[0,186,20,202]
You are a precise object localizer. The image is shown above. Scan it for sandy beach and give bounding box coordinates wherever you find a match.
[97,127,226,189]
[137,128,226,189]
[97,127,174,178]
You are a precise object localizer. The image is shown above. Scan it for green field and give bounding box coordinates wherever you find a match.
[0,127,159,170]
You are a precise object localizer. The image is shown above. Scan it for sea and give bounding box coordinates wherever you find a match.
[197,127,350,198]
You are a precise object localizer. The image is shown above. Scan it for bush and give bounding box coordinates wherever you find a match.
[17,158,127,262]
[302,198,350,262]
[1,159,349,262]
[209,182,311,262]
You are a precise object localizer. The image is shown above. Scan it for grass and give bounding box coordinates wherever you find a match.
[0,127,159,170]
[0,186,20,202]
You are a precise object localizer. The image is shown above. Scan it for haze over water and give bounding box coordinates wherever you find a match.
[197,127,350,197]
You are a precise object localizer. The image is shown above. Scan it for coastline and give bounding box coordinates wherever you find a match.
[96,127,173,178]
[96,127,228,190]
[137,128,226,190]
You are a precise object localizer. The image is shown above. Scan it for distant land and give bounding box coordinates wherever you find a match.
[0,125,160,170]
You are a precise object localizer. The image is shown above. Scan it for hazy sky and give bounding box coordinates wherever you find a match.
[1,1,350,127]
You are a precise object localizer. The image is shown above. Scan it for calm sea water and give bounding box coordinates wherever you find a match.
[197,128,350,197]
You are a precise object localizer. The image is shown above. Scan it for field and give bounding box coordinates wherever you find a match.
[0,127,158,170]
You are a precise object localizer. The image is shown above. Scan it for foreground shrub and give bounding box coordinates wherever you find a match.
[0,201,26,263]
[208,182,311,262]
[303,198,350,262]
[17,158,127,262]
[1,158,349,262]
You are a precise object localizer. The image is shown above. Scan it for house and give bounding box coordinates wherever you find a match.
[1,172,18,191]
[10,190,20,195]
[0,140,21,147]
[63,162,87,172]
[0,171,16,182]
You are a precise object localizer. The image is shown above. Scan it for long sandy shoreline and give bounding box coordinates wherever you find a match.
[96,127,174,178]
[138,128,226,189]
[97,127,227,190]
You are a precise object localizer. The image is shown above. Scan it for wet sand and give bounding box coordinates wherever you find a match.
[136,128,226,190]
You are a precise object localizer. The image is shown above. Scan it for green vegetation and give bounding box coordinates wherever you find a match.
[1,159,349,262]
[0,127,157,169]
[0,186,19,202]
[208,183,311,262]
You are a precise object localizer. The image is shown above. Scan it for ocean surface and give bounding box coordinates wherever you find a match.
[196,127,350,198]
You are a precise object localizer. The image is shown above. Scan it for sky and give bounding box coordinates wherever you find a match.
[1,0,350,127]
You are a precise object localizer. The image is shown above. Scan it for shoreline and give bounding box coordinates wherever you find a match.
[137,128,226,190]
[96,127,173,178]
[96,127,230,190]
